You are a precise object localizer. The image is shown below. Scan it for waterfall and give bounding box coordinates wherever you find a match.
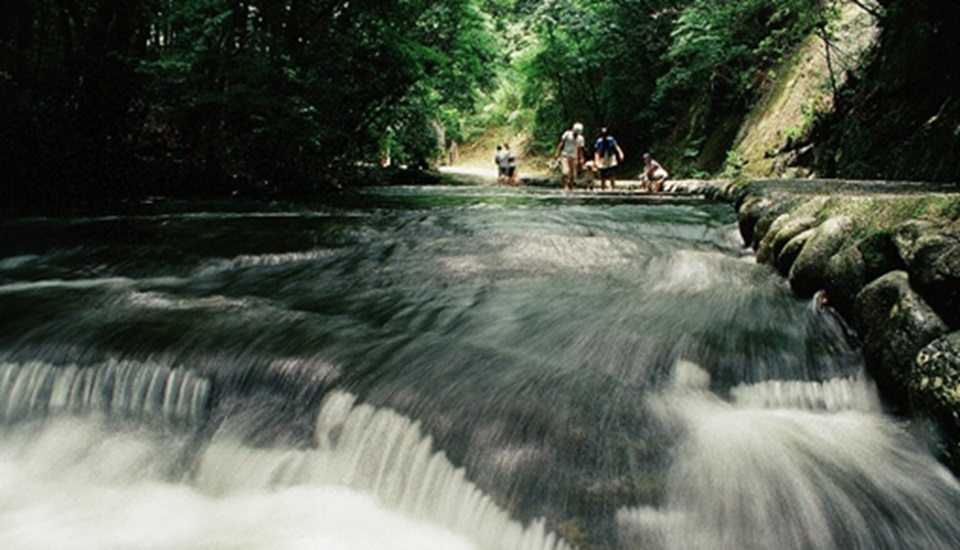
[619,361,960,550]
[3,186,958,549]
[0,360,210,425]
[0,361,569,549]
[195,391,571,550]
[314,392,570,550]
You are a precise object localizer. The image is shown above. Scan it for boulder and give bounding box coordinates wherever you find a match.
[854,271,949,408]
[858,229,906,277]
[788,216,854,297]
[737,195,771,248]
[756,213,790,265]
[823,245,867,318]
[737,195,797,250]
[777,228,815,276]
[914,332,960,414]
[914,332,960,469]
[892,219,943,266]
[902,231,960,328]
[824,230,906,318]
[758,214,818,267]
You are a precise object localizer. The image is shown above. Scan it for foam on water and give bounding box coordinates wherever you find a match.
[620,361,960,550]
[0,362,568,550]
[0,419,476,550]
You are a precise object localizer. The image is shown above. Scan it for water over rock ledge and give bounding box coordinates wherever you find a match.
[681,178,960,473]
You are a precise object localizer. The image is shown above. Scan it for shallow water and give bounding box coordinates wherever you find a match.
[0,185,957,549]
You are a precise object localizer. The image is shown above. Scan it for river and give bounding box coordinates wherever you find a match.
[1,184,958,549]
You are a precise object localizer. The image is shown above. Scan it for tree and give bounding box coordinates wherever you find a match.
[1,0,499,203]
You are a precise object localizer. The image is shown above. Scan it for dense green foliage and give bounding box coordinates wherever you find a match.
[814,0,960,184]
[1,0,495,203]
[0,0,953,204]
[514,0,827,173]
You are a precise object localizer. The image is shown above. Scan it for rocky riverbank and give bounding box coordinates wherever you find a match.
[678,178,960,472]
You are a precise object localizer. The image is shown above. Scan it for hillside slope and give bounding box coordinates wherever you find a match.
[814,0,960,184]
[731,1,879,179]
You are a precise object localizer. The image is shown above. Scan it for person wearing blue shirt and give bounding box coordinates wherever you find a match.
[593,127,625,191]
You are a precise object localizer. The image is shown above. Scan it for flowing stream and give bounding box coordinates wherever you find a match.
[1,185,958,549]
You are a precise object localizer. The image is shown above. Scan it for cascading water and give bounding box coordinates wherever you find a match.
[0,185,958,549]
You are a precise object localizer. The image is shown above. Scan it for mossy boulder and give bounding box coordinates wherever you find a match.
[892,220,944,266]
[897,228,960,328]
[854,271,949,409]
[756,214,818,266]
[737,194,798,249]
[914,332,960,469]
[789,216,855,297]
[824,229,907,317]
[824,245,868,318]
[777,228,815,276]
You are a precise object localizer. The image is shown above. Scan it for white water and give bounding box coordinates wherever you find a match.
[0,419,476,550]
[620,361,960,550]
[0,362,568,550]
[3,189,959,549]
[0,360,210,425]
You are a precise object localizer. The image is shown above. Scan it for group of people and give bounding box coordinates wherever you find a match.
[491,122,669,191]
[553,122,669,192]
[494,144,520,186]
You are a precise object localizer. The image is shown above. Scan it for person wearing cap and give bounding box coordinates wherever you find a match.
[554,122,585,191]
[593,127,624,191]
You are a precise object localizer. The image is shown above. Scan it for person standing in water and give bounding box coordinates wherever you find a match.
[505,143,520,186]
[495,145,508,186]
[593,127,625,191]
[554,122,585,191]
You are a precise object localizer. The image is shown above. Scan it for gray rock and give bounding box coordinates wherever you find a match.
[756,214,791,265]
[737,195,798,250]
[915,332,960,413]
[737,196,775,249]
[824,244,867,317]
[789,216,854,297]
[758,214,818,267]
[854,271,949,406]
[914,332,960,469]
[904,233,960,328]
[892,219,943,266]
[824,230,906,317]
[777,228,815,276]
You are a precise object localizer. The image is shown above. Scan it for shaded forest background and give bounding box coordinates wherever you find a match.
[1,0,956,206]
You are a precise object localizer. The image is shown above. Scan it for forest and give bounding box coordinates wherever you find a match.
[1,0,956,205]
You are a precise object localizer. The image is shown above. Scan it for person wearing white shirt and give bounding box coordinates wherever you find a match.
[553,122,585,191]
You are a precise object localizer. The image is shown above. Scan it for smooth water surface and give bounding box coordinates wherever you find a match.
[0,185,958,549]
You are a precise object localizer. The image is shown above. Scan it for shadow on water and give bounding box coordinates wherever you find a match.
[0,185,958,549]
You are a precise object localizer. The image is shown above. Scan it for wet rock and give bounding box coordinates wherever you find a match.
[757,214,818,267]
[756,214,790,264]
[892,219,943,266]
[737,195,797,250]
[899,229,960,328]
[859,229,906,277]
[738,196,774,248]
[753,198,800,250]
[914,332,960,469]
[825,230,906,318]
[777,228,815,276]
[854,271,949,408]
[789,216,855,297]
[914,333,960,416]
[824,245,867,318]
